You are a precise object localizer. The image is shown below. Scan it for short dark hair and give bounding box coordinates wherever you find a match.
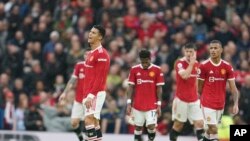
[210,40,222,45]
[139,50,151,59]
[184,42,197,50]
[93,25,106,39]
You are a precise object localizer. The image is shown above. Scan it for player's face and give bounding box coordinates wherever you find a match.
[209,43,222,59]
[88,28,102,44]
[140,58,151,69]
[184,48,195,61]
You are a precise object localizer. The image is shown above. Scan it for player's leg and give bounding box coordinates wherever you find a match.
[188,100,204,141]
[133,108,145,141]
[202,106,223,141]
[93,91,106,141]
[145,110,157,141]
[94,119,102,141]
[71,101,85,141]
[170,98,188,141]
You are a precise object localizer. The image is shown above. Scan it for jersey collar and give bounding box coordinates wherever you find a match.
[140,64,153,69]
[91,45,102,53]
[209,58,222,66]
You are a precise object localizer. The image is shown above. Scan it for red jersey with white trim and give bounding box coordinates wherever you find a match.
[128,64,165,111]
[198,59,235,110]
[83,46,110,97]
[72,61,85,103]
[175,58,199,102]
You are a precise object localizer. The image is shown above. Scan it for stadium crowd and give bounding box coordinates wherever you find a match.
[0,0,250,137]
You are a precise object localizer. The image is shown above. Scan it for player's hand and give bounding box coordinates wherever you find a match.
[126,104,132,115]
[85,97,93,109]
[190,52,197,65]
[232,104,239,115]
[156,106,161,117]
[59,93,66,104]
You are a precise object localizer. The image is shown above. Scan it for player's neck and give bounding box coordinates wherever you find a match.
[211,57,221,64]
[90,42,102,50]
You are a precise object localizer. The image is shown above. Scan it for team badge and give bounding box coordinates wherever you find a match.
[177,63,182,69]
[149,71,155,77]
[221,69,226,75]
[90,56,94,61]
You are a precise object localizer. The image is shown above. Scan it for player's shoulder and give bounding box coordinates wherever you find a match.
[75,61,85,67]
[131,64,140,69]
[221,59,232,66]
[151,64,162,71]
[200,59,210,65]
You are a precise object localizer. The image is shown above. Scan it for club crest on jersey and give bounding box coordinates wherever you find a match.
[79,73,85,79]
[90,56,94,61]
[149,71,155,77]
[221,69,226,75]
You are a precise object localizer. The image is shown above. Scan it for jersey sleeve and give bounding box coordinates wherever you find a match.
[128,68,136,85]
[198,63,205,80]
[156,68,165,86]
[175,60,185,74]
[72,64,79,78]
[227,64,235,80]
[89,53,109,95]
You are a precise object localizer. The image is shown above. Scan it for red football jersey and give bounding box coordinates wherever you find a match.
[128,64,165,111]
[72,61,85,103]
[175,58,199,102]
[83,46,110,97]
[198,59,235,110]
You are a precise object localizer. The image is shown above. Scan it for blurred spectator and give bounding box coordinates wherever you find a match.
[24,103,46,131]
[3,88,15,130]
[239,75,250,123]
[101,99,122,134]
[15,93,28,131]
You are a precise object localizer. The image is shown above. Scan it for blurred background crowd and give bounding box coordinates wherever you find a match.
[0,0,250,138]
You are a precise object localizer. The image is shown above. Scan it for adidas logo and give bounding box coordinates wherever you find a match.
[209,70,214,74]
[136,72,141,76]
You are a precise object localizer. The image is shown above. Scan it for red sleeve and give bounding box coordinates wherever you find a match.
[89,53,110,95]
[198,63,206,80]
[227,64,235,80]
[72,64,79,78]
[128,68,135,85]
[156,68,165,86]
[175,60,184,74]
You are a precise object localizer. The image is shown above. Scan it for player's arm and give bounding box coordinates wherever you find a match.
[178,54,196,80]
[126,68,135,115]
[197,79,204,95]
[126,84,134,115]
[59,76,77,102]
[228,79,239,105]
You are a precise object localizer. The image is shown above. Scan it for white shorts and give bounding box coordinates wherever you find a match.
[71,101,85,120]
[172,97,203,123]
[201,106,224,125]
[83,91,106,119]
[132,108,157,127]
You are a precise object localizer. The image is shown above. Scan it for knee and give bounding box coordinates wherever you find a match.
[173,121,184,131]
[208,125,218,134]
[194,120,204,129]
[135,126,143,131]
[84,115,95,125]
[147,124,156,130]
[71,119,80,129]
